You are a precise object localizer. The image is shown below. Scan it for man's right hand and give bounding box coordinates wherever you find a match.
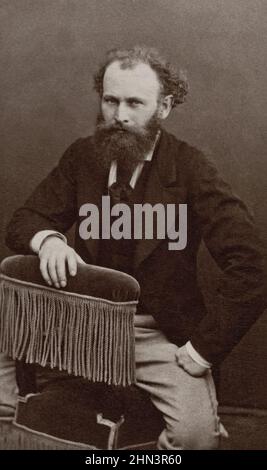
[38,236,86,288]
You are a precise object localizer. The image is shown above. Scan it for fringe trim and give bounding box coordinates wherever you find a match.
[0,276,136,386]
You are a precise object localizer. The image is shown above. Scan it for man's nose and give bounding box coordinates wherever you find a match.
[114,103,129,124]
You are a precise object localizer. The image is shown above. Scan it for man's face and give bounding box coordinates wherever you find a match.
[93,61,163,172]
[101,60,161,129]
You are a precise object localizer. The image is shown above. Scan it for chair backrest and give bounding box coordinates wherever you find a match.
[0,255,140,386]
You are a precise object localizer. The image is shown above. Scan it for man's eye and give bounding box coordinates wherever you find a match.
[128,100,141,107]
[103,97,117,104]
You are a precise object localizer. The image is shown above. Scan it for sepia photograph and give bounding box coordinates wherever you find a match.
[0,0,267,458]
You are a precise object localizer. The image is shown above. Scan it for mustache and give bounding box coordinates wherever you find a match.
[101,124,130,133]
[96,117,148,137]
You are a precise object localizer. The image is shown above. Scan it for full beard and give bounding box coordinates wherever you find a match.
[93,111,161,174]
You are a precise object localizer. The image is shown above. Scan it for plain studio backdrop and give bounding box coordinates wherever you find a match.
[0,0,267,410]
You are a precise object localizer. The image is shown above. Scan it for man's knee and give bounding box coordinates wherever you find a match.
[158,419,219,450]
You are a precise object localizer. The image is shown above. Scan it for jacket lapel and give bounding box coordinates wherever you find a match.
[82,158,108,263]
[134,130,184,269]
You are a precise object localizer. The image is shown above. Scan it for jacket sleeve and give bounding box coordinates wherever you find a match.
[186,146,266,365]
[5,139,82,254]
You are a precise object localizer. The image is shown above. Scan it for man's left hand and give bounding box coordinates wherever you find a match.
[176,345,208,377]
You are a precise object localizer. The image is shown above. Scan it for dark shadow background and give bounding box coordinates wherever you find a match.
[1,0,267,408]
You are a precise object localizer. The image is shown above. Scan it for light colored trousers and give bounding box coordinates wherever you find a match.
[134,316,226,450]
[0,353,18,417]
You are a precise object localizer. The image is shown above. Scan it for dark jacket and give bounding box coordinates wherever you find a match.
[6,130,266,365]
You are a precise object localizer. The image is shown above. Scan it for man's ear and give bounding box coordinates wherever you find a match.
[158,95,173,120]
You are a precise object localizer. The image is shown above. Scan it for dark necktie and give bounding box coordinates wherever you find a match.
[108,162,135,204]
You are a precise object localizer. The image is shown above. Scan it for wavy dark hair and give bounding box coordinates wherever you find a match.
[93,46,189,107]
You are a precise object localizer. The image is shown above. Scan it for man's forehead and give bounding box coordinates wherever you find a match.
[103,61,161,98]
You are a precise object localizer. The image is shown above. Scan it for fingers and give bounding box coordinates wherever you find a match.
[39,238,85,288]
[175,348,206,377]
[39,252,67,288]
[48,255,62,289]
[176,353,188,372]
[176,353,192,375]
[40,256,53,287]
[39,249,83,288]
[56,253,68,288]
[175,348,186,367]
[67,251,78,277]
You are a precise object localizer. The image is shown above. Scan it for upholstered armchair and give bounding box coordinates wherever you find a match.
[0,256,163,449]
